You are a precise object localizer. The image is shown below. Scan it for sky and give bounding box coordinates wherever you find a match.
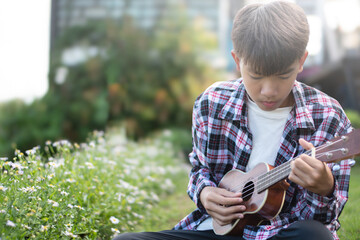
[0,1,51,103]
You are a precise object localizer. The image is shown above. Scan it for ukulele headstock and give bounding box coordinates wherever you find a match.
[316,129,360,164]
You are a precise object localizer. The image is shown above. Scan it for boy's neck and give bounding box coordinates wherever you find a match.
[279,93,295,108]
[247,93,295,109]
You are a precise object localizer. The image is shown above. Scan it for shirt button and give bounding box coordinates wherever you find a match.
[245,145,250,150]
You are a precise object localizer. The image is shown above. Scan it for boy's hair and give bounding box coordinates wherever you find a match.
[231,1,309,76]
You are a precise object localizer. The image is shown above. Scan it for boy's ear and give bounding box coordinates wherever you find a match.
[231,50,241,72]
[298,51,308,73]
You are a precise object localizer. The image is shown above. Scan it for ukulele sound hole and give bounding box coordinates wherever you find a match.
[242,181,254,201]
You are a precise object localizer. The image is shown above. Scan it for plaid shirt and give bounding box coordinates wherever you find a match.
[173,78,352,240]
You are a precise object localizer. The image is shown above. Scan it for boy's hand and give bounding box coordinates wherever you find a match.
[289,138,335,196]
[200,186,246,226]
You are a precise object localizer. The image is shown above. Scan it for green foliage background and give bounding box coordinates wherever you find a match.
[0,8,222,157]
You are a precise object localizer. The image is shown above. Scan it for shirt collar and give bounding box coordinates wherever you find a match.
[218,79,248,124]
[292,81,315,130]
[218,79,315,131]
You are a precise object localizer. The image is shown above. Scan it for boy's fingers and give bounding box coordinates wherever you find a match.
[218,188,242,197]
[299,138,314,151]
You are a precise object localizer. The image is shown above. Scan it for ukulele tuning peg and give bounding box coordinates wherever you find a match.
[332,164,341,172]
[349,160,356,167]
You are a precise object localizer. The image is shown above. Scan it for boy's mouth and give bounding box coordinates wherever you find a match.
[262,101,277,108]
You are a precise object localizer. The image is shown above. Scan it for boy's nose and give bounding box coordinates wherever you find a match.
[260,82,278,98]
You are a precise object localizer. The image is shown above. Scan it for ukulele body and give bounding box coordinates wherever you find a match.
[213,162,290,235]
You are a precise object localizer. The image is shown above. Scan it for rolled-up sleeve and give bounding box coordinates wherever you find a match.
[187,94,217,213]
[294,112,352,231]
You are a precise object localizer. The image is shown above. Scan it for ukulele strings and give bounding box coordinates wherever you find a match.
[237,148,342,199]
[256,142,349,192]
[229,138,345,200]
[230,138,341,193]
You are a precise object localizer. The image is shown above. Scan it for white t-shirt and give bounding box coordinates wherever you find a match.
[245,98,292,171]
[197,98,292,230]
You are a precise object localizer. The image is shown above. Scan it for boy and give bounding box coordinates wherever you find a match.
[114,1,352,239]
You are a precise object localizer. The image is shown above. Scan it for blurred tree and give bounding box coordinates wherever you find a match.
[50,8,221,138]
[0,5,224,157]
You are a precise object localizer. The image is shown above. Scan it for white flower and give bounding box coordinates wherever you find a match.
[14,149,22,156]
[64,223,73,230]
[11,162,23,170]
[111,228,120,233]
[117,193,125,202]
[132,212,144,219]
[48,162,57,168]
[74,205,84,210]
[22,224,32,230]
[127,197,135,204]
[6,220,16,227]
[110,216,120,224]
[0,185,8,191]
[25,146,39,156]
[53,139,71,148]
[85,162,95,169]
[151,192,160,202]
[66,178,76,183]
[119,179,131,189]
[67,204,74,209]
[0,157,8,161]
[40,225,49,232]
[47,199,59,207]
[20,186,37,193]
[61,191,69,196]
[63,231,78,238]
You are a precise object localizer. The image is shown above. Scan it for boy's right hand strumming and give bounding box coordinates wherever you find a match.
[200,186,246,226]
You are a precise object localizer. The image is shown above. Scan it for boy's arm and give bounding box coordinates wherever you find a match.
[186,94,217,213]
[187,91,248,226]
[289,139,335,197]
[288,121,352,227]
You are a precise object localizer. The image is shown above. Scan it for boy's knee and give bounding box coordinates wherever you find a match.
[273,220,333,240]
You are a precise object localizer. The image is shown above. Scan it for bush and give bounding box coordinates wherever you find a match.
[0,99,63,158]
[345,109,360,129]
[0,128,187,239]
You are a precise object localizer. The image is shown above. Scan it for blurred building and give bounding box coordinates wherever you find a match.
[50,0,243,69]
[50,0,360,111]
[296,0,360,111]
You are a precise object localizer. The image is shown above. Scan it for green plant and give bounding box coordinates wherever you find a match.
[0,127,188,239]
[345,109,360,129]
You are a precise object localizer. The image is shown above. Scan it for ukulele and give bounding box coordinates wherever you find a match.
[213,129,360,236]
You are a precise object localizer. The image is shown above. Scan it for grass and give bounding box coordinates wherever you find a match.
[338,164,360,240]
[134,169,195,232]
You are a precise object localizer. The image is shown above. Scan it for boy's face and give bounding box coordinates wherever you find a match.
[231,51,308,111]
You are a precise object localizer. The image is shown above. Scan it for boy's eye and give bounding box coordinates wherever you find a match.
[279,75,291,80]
[250,75,263,80]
